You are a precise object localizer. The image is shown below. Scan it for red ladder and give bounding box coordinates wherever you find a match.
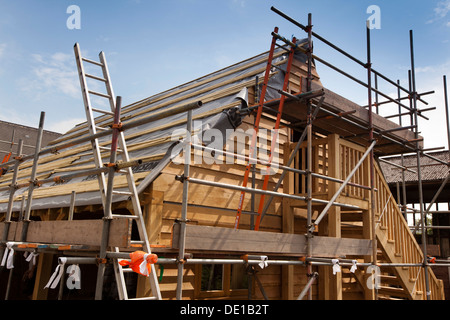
[0,152,12,177]
[234,27,297,230]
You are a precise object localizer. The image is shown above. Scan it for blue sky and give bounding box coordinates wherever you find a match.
[0,0,449,150]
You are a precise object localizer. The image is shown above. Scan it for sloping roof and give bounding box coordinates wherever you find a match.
[379,151,450,184]
[0,38,422,213]
[0,43,306,212]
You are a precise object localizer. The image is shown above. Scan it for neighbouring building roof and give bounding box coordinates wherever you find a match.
[379,151,450,184]
[0,120,61,161]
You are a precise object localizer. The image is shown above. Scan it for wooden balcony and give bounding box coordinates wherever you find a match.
[283,133,445,300]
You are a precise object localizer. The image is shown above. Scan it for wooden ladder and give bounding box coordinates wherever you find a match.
[74,43,162,300]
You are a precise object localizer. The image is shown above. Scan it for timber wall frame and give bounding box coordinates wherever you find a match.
[267,7,449,300]
[169,8,450,300]
[1,7,449,300]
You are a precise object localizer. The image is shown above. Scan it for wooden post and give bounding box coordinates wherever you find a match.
[327,135,341,237]
[322,134,342,299]
[31,253,54,300]
[362,155,376,299]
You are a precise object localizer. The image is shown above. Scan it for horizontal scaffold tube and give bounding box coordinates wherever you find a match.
[104,253,450,267]
[192,143,372,191]
[106,252,306,266]
[270,6,429,107]
[175,175,360,210]
[0,101,203,168]
[5,249,450,268]
[0,160,143,192]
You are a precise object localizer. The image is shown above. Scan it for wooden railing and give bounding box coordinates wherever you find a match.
[373,163,444,300]
[285,134,444,300]
[287,134,369,201]
[339,139,370,201]
[287,136,329,195]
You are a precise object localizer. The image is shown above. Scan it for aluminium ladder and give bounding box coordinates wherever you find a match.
[234,28,297,230]
[74,43,162,300]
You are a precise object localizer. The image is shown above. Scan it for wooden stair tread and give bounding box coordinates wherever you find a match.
[378,285,409,297]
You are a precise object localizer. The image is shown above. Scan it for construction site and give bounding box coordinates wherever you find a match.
[0,6,449,301]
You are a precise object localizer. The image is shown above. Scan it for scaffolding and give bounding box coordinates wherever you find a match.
[1,6,449,301]
[172,7,450,300]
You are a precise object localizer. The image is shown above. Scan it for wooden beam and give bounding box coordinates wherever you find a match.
[2,219,131,247]
[326,133,342,299]
[143,188,164,244]
[171,224,372,257]
[32,253,54,300]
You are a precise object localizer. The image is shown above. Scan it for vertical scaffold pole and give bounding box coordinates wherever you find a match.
[305,12,314,301]
[397,79,408,219]
[94,96,122,300]
[366,22,378,300]
[409,29,431,300]
[444,75,450,151]
[1,139,23,299]
[20,112,45,243]
[1,139,24,252]
[176,109,193,300]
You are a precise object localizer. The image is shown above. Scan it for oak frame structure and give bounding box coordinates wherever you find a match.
[0,7,448,301]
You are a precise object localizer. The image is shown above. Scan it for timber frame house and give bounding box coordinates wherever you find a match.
[0,7,449,300]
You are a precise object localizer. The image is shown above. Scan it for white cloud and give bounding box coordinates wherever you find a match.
[46,117,86,134]
[415,61,450,74]
[20,52,80,100]
[370,59,450,149]
[434,0,450,18]
[411,59,450,149]
[11,51,90,134]
[0,106,84,134]
[14,50,116,134]
[428,0,450,24]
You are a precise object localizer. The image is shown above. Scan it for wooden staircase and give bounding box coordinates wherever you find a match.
[372,163,445,300]
[285,133,445,300]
